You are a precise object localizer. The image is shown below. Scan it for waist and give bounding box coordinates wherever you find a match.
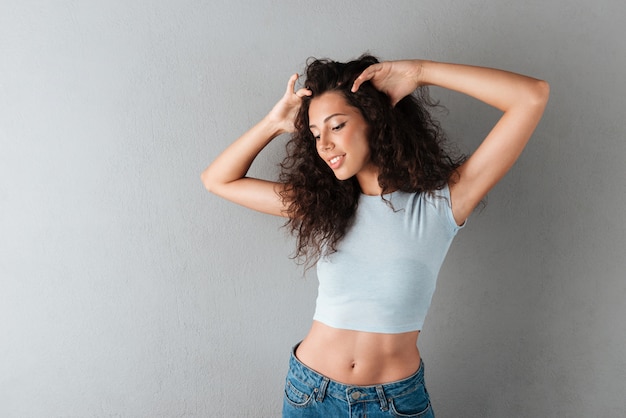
[295,321,421,385]
[288,342,426,401]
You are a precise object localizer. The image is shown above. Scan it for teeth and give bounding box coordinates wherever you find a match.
[330,156,341,164]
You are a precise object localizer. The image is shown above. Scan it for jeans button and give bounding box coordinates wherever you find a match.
[351,391,361,400]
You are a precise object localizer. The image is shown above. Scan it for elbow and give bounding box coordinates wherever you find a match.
[200,168,216,194]
[515,79,549,115]
[532,79,550,108]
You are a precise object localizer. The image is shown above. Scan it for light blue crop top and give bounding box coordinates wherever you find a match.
[313,185,463,334]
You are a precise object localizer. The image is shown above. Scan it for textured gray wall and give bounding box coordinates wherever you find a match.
[1,1,625,417]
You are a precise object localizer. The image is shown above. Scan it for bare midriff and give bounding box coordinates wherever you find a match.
[295,320,421,386]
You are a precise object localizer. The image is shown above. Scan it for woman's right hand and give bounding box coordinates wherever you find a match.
[201,73,311,217]
[267,73,312,134]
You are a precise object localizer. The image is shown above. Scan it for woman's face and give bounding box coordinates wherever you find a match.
[308,91,377,183]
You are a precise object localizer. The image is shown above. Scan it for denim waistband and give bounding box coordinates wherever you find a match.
[288,343,425,406]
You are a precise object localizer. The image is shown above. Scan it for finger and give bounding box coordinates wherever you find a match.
[351,64,380,92]
[295,87,312,98]
[285,73,299,95]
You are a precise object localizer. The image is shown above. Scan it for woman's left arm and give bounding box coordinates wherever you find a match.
[353,60,550,225]
[423,61,549,225]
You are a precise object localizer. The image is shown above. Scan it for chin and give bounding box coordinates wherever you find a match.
[333,171,353,181]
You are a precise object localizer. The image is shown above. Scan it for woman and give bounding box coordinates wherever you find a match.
[202,55,549,417]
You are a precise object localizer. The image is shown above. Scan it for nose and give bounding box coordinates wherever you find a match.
[317,133,333,151]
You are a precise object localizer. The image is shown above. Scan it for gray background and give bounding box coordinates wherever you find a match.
[1,1,625,417]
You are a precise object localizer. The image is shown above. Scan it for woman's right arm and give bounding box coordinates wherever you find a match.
[201,74,311,217]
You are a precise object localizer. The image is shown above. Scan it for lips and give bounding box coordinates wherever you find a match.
[328,154,345,170]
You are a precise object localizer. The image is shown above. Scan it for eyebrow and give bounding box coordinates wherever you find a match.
[309,113,347,129]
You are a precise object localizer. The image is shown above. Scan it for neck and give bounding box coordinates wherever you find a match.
[356,165,382,196]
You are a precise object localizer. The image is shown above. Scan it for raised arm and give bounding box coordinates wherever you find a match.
[353,60,550,225]
[201,74,311,217]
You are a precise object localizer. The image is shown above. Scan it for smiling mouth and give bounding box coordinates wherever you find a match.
[328,154,345,169]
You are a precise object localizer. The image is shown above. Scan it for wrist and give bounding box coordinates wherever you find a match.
[261,114,289,137]
[413,59,433,87]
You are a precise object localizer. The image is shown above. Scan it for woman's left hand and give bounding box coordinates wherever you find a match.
[351,60,425,106]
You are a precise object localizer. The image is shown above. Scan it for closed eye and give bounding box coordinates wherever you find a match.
[311,121,346,141]
[332,122,346,131]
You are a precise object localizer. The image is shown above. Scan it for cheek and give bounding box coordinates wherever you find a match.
[352,129,371,155]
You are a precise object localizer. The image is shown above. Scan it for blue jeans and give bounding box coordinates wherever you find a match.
[282,344,435,418]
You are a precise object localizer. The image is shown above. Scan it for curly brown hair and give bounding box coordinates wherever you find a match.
[279,55,465,268]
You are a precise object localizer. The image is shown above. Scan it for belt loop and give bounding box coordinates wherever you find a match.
[316,377,329,402]
[375,385,388,411]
